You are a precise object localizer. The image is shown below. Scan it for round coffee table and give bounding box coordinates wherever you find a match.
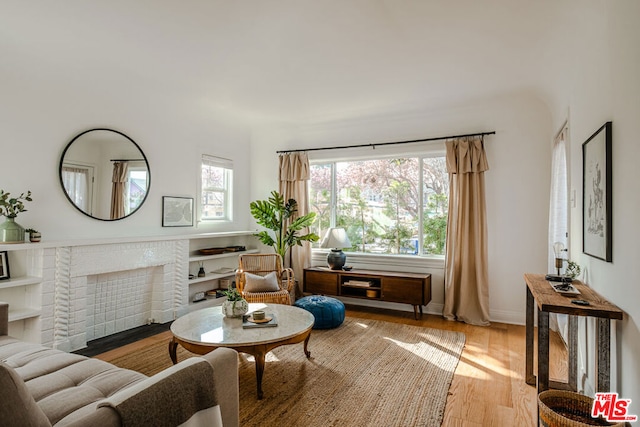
[169,303,315,399]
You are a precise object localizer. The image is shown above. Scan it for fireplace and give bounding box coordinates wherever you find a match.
[44,239,188,352]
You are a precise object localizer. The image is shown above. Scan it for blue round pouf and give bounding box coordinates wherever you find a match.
[295,295,345,329]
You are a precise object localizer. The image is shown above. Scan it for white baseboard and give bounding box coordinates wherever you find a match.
[334,297,523,326]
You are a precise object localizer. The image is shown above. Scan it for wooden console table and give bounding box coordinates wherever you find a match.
[524,273,623,394]
[304,267,431,319]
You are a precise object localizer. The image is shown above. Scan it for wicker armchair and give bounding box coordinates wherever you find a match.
[236,253,294,305]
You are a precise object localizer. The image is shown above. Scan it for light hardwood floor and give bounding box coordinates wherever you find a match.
[95,305,567,427]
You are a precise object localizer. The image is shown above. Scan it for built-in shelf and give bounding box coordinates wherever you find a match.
[189,272,236,284]
[9,307,42,322]
[0,276,41,290]
[188,296,226,312]
[189,248,259,263]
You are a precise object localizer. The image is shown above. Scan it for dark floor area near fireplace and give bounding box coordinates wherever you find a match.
[73,322,172,357]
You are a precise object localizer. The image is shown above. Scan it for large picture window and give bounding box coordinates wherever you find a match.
[200,154,233,221]
[309,154,449,256]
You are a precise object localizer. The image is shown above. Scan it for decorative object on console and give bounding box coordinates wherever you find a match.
[221,286,248,317]
[0,189,31,244]
[249,190,319,259]
[552,241,566,276]
[565,260,581,279]
[320,227,351,270]
[0,251,10,280]
[25,228,41,243]
[582,121,612,262]
[162,196,194,227]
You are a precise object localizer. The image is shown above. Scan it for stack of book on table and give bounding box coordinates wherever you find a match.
[343,280,374,288]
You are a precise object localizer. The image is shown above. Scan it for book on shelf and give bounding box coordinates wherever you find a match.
[343,280,373,288]
[242,313,278,329]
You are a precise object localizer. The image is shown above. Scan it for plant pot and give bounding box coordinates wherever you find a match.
[0,217,25,243]
[222,299,248,318]
[29,232,41,243]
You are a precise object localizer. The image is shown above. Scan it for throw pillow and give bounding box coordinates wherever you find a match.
[0,361,52,427]
[244,271,280,293]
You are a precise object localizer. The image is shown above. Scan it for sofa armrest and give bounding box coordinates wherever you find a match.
[0,302,8,336]
[199,347,239,427]
[88,348,238,427]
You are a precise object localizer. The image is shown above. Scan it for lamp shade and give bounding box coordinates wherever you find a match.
[320,228,351,249]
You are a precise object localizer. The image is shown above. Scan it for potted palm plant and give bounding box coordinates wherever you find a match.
[250,190,319,259]
[0,190,32,243]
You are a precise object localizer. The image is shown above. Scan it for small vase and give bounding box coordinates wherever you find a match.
[222,299,248,318]
[0,217,25,243]
[29,232,41,243]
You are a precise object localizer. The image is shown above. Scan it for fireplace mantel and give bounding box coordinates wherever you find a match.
[0,231,257,352]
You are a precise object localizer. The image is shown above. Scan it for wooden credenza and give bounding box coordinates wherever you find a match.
[303,267,431,319]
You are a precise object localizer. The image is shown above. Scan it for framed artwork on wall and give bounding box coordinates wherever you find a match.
[582,121,612,262]
[162,196,194,227]
[0,251,10,280]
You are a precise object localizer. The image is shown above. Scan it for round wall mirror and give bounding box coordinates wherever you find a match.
[59,128,151,221]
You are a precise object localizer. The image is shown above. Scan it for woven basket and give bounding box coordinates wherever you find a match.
[538,390,624,427]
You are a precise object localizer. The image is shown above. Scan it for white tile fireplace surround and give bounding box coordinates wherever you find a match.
[47,239,188,352]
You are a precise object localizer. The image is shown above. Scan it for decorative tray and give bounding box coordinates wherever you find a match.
[198,246,246,255]
[549,281,581,296]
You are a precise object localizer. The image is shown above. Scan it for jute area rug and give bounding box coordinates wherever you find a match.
[107,317,465,427]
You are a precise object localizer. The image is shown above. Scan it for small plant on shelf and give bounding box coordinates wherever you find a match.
[25,228,41,243]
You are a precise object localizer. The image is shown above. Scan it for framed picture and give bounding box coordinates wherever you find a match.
[0,251,10,280]
[582,121,612,262]
[162,196,194,227]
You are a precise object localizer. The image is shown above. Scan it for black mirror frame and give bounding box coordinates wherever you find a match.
[59,128,151,221]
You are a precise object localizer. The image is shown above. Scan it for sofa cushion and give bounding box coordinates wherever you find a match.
[244,271,280,292]
[0,361,52,427]
[0,335,147,425]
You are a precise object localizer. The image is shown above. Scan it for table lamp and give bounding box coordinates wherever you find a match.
[320,228,351,270]
[553,241,566,275]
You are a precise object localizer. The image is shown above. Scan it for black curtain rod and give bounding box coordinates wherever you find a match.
[110,158,145,162]
[276,131,495,154]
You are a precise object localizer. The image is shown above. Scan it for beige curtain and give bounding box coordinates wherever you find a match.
[279,152,311,299]
[110,162,128,220]
[443,137,490,326]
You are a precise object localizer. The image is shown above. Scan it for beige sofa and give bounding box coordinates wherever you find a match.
[0,302,239,427]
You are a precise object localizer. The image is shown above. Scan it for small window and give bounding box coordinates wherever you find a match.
[200,155,233,221]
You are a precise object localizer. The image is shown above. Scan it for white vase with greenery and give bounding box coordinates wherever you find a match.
[221,287,248,318]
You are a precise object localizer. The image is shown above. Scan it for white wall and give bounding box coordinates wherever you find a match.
[0,65,253,241]
[548,0,640,404]
[251,92,553,324]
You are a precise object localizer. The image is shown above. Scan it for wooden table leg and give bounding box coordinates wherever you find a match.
[537,309,550,394]
[525,286,536,386]
[596,318,611,392]
[568,315,578,391]
[169,338,179,365]
[253,348,267,400]
[303,333,311,358]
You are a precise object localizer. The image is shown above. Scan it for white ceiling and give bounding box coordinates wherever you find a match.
[2,0,571,124]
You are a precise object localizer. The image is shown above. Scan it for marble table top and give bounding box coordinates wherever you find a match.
[170,303,314,347]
